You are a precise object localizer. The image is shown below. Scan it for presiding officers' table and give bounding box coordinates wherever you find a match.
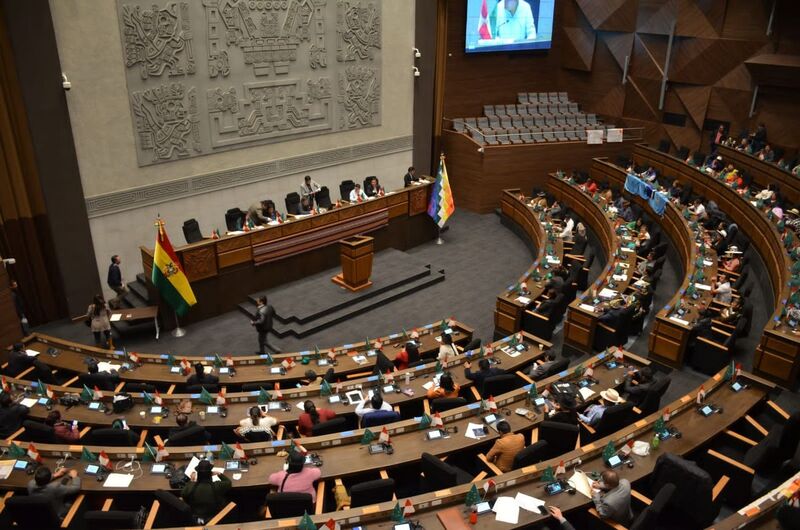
[139,181,436,325]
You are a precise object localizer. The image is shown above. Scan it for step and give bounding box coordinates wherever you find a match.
[128,279,150,305]
[270,268,445,339]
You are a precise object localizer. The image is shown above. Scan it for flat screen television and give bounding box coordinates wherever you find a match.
[465,0,556,53]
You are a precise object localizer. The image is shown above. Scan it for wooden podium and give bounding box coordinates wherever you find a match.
[331,235,374,292]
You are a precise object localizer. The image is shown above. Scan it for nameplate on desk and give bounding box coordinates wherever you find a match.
[694,283,712,291]
[669,316,690,326]
[612,274,627,282]
[621,247,635,253]
[579,304,596,312]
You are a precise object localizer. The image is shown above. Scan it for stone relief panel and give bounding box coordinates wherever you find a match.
[117,0,381,166]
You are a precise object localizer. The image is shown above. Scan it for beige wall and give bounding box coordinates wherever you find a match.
[49,0,416,297]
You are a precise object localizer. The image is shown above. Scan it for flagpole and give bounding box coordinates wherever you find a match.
[435,225,443,245]
[171,311,186,338]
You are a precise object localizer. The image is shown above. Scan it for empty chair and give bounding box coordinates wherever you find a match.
[500,117,513,129]
[452,120,465,132]
[87,427,140,447]
[742,411,800,472]
[494,104,507,116]
[483,104,495,116]
[532,131,546,143]
[648,453,725,528]
[339,180,355,201]
[264,492,313,518]
[420,452,472,491]
[586,402,635,442]
[512,440,550,469]
[522,116,535,128]
[488,115,501,128]
[182,218,203,244]
[554,131,568,142]
[225,208,246,231]
[558,92,569,102]
[587,114,598,124]
[464,117,477,128]
[166,423,211,446]
[628,483,677,530]
[185,384,219,393]
[539,421,580,458]
[477,117,489,128]
[311,417,348,435]
[689,331,736,375]
[568,102,579,113]
[470,129,488,145]
[516,104,528,116]
[511,117,525,129]
[5,495,67,529]
[84,509,149,529]
[463,337,481,353]
[431,397,466,413]
[316,186,332,209]
[285,192,301,214]
[123,382,156,393]
[496,129,511,145]
[349,478,396,508]
[482,374,519,396]
[22,420,57,443]
[505,104,518,117]
[520,131,534,143]
[152,490,196,527]
[517,92,529,103]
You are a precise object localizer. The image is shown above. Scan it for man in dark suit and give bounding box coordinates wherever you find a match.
[168,413,209,443]
[0,393,29,438]
[403,166,419,187]
[251,296,281,354]
[107,254,128,309]
[364,176,383,197]
[83,362,120,391]
[623,366,655,406]
[186,363,219,386]
[6,342,33,377]
[464,359,504,395]
[535,288,559,317]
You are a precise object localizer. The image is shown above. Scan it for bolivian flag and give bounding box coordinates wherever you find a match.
[152,220,197,316]
[427,154,455,228]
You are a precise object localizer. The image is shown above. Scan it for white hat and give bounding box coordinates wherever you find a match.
[725,246,742,255]
[599,388,624,404]
[716,155,722,161]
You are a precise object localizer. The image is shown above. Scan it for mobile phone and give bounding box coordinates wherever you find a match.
[368,444,385,455]
[89,402,101,410]
[606,361,618,369]
[150,406,163,414]
[207,406,219,414]
[14,460,28,470]
[731,381,744,392]
[225,460,241,471]
[426,430,443,440]
[483,413,498,424]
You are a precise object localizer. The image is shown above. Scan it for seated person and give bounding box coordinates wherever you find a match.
[484,420,524,472]
[573,222,588,254]
[27,465,81,520]
[437,333,459,362]
[757,144,775,162]
[187,362,219,386]
[711,273,732,304]
[355,394,392,419]
[640,166,657,183]
[426,372,460,399]
[404,166,420,186]
[534,288,560,317]
[578,388,623,427]
[84,361,120,391]
[529,191,547,209]
[619,200,635,222]
[527,352,558,380]
[267,452,321,502]
[46,410,79,443]
[719,297,743,324]
[635,225,651,249]
[364,176,383,197]
[247,200,270,226]
[263,201,279,222]
[298,196,313,214]
[721,247,742,272]
[372,350,395,376]
[622,366,654,406]
[559,217,575,241]
[393,341,420,371]
[181,460,231,523]
[755,185,774,201]
[0,392,28,438]
[298,401,336,437]
[688,198,707,220]
[706,155,724,174]
[668,179,683,200]
[548,394,579,424]
[235,405,277,439]
[591,470,633,524]
[349,183,368,202]
[168,413,207,442]
[5,342,33,377]
[465,358,505,393]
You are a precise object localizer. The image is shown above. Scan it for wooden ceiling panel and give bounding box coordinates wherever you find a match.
[562,26,597,71]
[663,122,701,152]
[721,0,771,40]
[624,76,661,121]
[630,34,666,80]
[575,0,639,32]
[673,84,712,129]
[713,63,753,91]
[601,32,635,71]
[675,0,722,38]
[636,0,678,35]
[669,38,764,85]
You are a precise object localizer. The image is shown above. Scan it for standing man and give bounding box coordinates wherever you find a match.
[107,255,129,309]
[494,0,536,41]
[251,296,281,354]
[404,166,419,187]
[300,175,321,206]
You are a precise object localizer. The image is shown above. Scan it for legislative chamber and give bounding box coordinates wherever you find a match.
[0,1,799,529]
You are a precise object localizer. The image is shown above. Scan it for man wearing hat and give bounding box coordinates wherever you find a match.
[721,246,742,272]
[707,155,724,175]
[579,388,623,427]
[529,190,548,209]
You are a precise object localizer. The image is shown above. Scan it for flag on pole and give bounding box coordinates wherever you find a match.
[93,386,104,400]
[152,219,197,316]
[180,358,192,375]
[427,154,456,229]
[483,478,496,496]
[156,442,169,462]
[233,442,246,460]
[154,390,163,406]
[216,388,227,406]
[128,351,140,364]
[403,499,416,517]
[274,383,283,400]
[696,385,706,404]
[379,426,390,444]
[324,519,342,530]
[98,450,112,470]
[477,0,492,39]
[1,376,9,393]
[431,412,444,428]
[27,444,42,463]
[487,395,498,413]
[556,460,566,475]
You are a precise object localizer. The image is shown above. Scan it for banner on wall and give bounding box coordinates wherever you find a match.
[607,129,623,143]
[586,129,604,145]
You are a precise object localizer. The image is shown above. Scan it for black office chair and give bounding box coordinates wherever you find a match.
[482,374,519,397]
[539,358,569,379]
[311,417,347,436]
[79,372,119,392]
[676,146,690,161]
[185,384,219,393]
[84,509,147,529]
[239,430,273,442]
[657,139,670,153]
[22,420,57,443]
[264,492,313,518]
[628,482,676,530]
[587,402,635,442]
[241,383,270,393]
[430,397,466,413]
[285,192,301,215]
[362,410,401,428]
[648,453,723,528]
[153,490,195,527]
[463,337,481,353]
[339,179,355,201]
[743,412,800,473]
[512,440,550,469]
[522,310,553,341]
[122,382,156,393]
[5,495,64,528]
[349,478,396,508]
[539,421,579,458]
[166,424,211,446]
[637,377,671,416]
[182,218,203,244]
[88,428,140,447]
[317,186,332,209]
[420,452,472,491]
[225,208,246,231]
[689,332,736,375]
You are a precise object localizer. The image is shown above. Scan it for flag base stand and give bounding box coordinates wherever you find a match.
[436,237,444,245]
[171,311,186,338]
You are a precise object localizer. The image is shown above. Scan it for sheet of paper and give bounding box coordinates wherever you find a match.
[515,296,531,305]
[578,387,595,400]
[184,456,201,479]
[579,304,596,313]
[703,260,713,267]
[612,274,627,282]
[546,256,561,264]
[492,496,520,524]
[226,230,245,236]
[694,283,712,291]
[620,247,635,253]
[103,473,134,488]
[502,346,522,358]
[465,422,487,440]
[568,470,593,499]
[25,349,39,357]
[97,361,121,373]
[598,288,617,298]
[669,316,690,326]
[514,492,546,513]
[20,398,37,408]
[295,401,306,411]
[0,460,14,480]
[352,355,367,365]
[109,313,122,322]
[422,381,435,390]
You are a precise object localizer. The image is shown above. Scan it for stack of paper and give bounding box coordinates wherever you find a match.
[568,470,593,498]
[103,473,134,488]
[0,460,15,480]
[492,496,520,524]
[514,492,546,513]
[25,349,39,357]
[465,422,487,439]
[109,314,122,322]
[669,316,690,326]
[516,296,531,305]
[578,387,595,400]
[579,304,596,312]
[598,288,617,299]
[97,361,121,373]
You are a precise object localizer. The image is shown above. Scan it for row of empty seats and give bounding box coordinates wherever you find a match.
[485,101,581,118]
[517,91,571,104]
[469,123,616,146]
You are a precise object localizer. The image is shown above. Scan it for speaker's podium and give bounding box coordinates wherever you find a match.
[331,235,374,292]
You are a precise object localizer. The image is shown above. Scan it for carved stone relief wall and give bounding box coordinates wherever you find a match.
[117,0,382,166]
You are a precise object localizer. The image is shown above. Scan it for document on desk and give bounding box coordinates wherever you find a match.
[465,422,487,439]
[352,355,367,365]
[620,247,635,253]
[612,274,627,282]
[515,296,531,305]
[546,256,561,265]
[694,283,712,291]
[669,316,690,326]
[184,456,201,479]
[25,349,39,357]
[110,314,122,322]
[20,398,38,408]
[569,470,593,499]
[598,288,617,298]
[492,496,520,524]
[514,492,546,513]
[103,473,134,488]
[97,361,121,373]
[579,304,596,313]
[578,387,595,401]
[0,460,14,480]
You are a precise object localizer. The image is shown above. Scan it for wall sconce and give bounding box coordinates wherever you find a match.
[412,67,420,77]
[412,47,421,58]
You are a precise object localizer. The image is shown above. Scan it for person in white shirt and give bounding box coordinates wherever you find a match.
[354,394,392,418]
[437,333,459,362]
[494,0,537,41]
[300,175,321,204]
[559,217,575,241]
[712,274,732,304]
[349,183,368,202]
[235,406,277,437]
[689,198,707,220]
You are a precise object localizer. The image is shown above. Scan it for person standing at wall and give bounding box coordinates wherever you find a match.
[107,255,129,309]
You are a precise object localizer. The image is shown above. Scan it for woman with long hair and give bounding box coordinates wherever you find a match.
[267,452,322,501]
[297,400,336,436]
[235,405,277,439]
[87,294,111,347]
[426,372,461,399]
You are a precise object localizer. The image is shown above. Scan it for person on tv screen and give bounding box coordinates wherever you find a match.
[494,0,536,41]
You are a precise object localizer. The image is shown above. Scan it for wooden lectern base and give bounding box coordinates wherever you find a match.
[331,274,373,292]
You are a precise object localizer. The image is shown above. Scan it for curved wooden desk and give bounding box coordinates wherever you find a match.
[631,144,800,386]
[708,470,800,530]
[550,174,639,354]
[590,158,718,367]
[10,319,472,391]
[495,189,565,336]
[717,144,800,205]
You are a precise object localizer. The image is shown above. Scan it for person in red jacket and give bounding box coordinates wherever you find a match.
[46,410,79,442]
[297,400,336,436]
